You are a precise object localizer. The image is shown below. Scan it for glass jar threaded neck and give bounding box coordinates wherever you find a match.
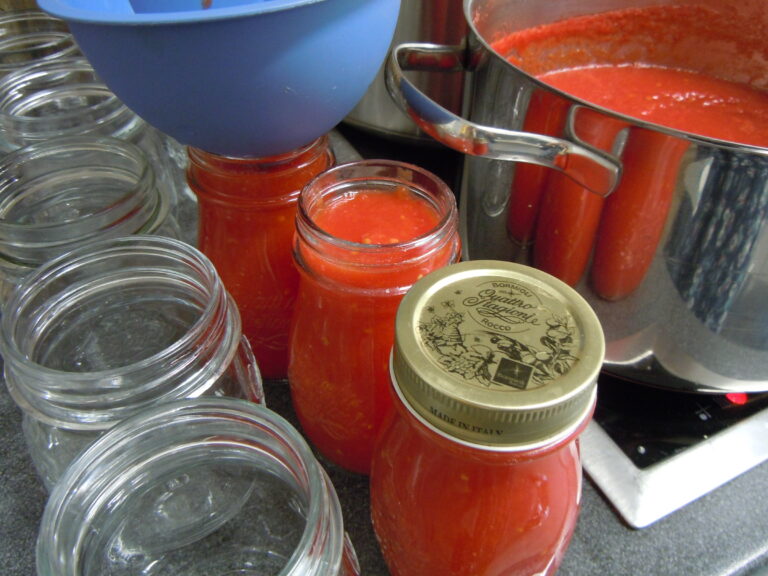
[1,235,262,430]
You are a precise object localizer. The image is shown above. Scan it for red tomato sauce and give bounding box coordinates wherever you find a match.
[188,140,333,380]
[493,3,768,147]
[371,404,583,576]
[314,188,442,245]
[540,64,768,147]
[494,4,767,95]
[498,4,768,297]
[289,186,459,474]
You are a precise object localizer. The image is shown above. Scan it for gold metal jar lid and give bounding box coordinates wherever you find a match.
[392,260,605,450]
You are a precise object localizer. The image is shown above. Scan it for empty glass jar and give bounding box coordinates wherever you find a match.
[1,235,264,490]
[0,10,79,79]
[36,397,360,576]
[0,135,179,303]
[0,56,192,238]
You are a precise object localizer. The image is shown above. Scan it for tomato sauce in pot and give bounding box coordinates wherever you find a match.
[496,4,768,298]
[539,64,768,148]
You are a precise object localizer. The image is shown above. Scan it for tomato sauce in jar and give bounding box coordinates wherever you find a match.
[370,261,605,575]
[288,160,461,474]
[187,137,334,379]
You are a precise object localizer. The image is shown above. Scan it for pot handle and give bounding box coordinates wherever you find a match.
[386,42,621,197]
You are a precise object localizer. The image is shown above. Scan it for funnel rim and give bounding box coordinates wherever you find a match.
[37,0,327,25]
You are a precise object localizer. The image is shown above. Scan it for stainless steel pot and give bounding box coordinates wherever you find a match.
[386,0,768,393]
[344,0,467,142]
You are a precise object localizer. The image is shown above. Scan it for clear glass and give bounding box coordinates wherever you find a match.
[0,56,193,239]
[0,134,179,303]
[188,136,335,380]
[36,397,360,576]
[288,160,461,474]
[1,235,264,490]
[370,382,589,576]
[0,10,80,78]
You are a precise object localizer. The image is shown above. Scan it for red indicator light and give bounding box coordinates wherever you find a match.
[725,392,748,406]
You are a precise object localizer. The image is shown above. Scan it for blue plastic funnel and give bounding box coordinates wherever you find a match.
[37,0,401,156]
[129,0,269,14]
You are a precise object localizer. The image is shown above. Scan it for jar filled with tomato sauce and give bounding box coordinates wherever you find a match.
[187,136,335,380]
[370,260,605,576]
[288,160,461,474]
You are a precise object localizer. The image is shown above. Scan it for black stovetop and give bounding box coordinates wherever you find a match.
[595,373,768,469]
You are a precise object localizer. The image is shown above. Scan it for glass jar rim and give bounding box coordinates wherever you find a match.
[0,11,80,74]
[295,159,459,256]
[0,57,140,144]
[1,236,242,429]
[36,397,345,576]
[0,134,159,237]
[186,134,334,207]
[188,134,329,169]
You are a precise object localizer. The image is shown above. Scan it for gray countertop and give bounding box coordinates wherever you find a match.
[2,379,768,576]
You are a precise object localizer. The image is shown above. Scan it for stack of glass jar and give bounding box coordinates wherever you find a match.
[0,15,200,297]
[2,234,362,576]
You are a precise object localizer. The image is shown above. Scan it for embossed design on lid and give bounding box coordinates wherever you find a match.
[392,260,605,449]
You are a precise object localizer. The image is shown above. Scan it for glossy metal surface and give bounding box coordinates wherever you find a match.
[386,42,621,195]
[581,403,768,528]
[386,0,768,393]
[345,0,466,142]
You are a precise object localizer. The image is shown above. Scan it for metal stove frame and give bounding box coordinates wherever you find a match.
[580,403,768,528]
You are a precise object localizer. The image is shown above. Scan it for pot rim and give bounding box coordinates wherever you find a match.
[463,0,768,155]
